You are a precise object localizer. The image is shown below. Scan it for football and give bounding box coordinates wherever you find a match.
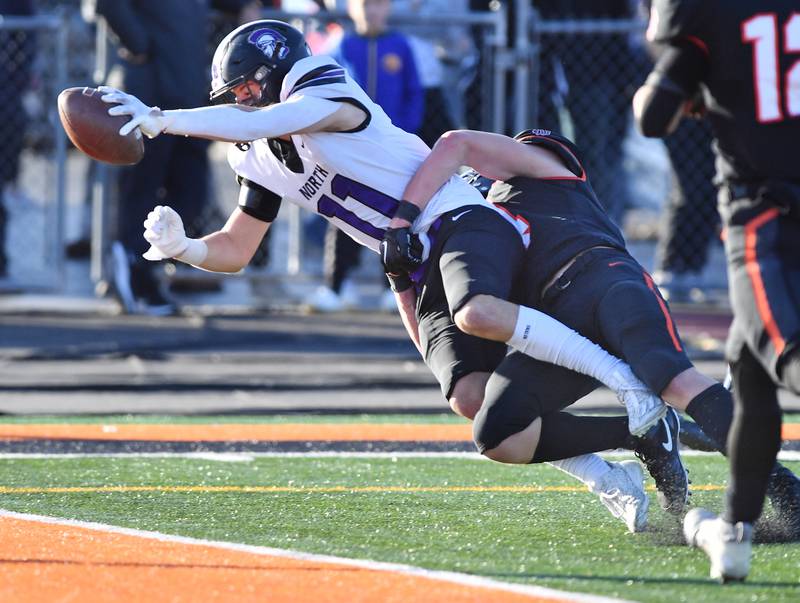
[57,86,145,166]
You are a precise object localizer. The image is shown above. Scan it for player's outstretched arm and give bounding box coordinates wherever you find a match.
[142,206,269,273]
[99,87,365,142]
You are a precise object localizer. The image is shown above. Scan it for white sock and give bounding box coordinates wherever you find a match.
[549,454,612,492]
[507,305,629,390]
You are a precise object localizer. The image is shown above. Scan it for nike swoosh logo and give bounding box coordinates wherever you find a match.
[661,417,673,452]
[451,210,473,222]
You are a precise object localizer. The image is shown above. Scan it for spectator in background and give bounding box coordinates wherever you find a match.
[392,0,460,147]
[0,0,36,279]
[531,0,645,225]
[305,0,424,312]
[91,0,261,315]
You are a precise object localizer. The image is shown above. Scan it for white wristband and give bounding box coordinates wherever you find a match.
[175,238,208,266]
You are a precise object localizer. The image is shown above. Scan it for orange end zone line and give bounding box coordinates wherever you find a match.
[0,510,624,603]
[0,423,472,442]
[0,422,798,442]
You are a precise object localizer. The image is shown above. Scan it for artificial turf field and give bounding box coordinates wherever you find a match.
[0,414,798,602]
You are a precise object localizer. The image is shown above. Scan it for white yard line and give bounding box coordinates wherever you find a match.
[0,508,632,603]
[0,449,797,461]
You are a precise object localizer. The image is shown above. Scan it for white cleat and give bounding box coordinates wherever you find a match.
[683,508,753,583]
[592,460,649,533]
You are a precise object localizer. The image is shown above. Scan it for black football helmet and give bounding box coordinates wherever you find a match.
[210,20,311,107]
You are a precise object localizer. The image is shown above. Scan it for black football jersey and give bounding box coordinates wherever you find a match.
[649,0,800,184]
[486,130,627,301]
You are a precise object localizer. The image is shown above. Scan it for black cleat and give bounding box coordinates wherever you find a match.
[766,464,800,540]
[633,407,689,515]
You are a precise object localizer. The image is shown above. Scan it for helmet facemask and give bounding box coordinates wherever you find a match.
[210,65,275,107]
[209,20,310,108]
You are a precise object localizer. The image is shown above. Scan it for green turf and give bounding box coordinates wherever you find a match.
[0,454,797,602]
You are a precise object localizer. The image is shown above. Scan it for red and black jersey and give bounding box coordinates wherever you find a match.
[648,0,800,185]
[486,130,626,302]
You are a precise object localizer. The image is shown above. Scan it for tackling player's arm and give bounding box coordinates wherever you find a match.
[393,130,574,229]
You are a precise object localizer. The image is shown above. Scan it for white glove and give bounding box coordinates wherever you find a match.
[142,205,190,260]
[99,86,169,138]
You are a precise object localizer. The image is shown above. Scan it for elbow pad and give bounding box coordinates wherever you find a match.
[237,177,282,223]
[637,41,708,137]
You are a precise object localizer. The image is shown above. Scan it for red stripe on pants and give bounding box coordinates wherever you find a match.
[744,208,785,355]
[642,272,683,352]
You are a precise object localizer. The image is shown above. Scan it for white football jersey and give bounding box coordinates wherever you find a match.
[228,55,493,253]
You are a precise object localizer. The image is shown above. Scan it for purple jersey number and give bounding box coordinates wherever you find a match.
[317,174,399,240]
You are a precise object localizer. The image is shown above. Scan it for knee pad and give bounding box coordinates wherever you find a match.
[472,373,542,454]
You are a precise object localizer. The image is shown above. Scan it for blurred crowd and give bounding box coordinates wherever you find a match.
[0,0,721,315]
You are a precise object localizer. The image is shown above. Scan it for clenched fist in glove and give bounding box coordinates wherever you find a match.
[380,227,424,276]
[143,205,207,265]
[100,86,170,138]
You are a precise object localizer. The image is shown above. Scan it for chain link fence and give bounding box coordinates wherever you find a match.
[2,4,725,305]
[528,15,725,301]
[0,12,68,292]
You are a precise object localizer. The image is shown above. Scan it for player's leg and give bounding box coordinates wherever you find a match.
[472,347,687,512]
[725,345,782,526]
[418,257,647,531]
[542,249,732,447]
[433,210,664,435]
[725,206,800,388]
[473,353,609,463]
[471,351,651,530]
[417,303,507,420]
[722,209,800,537]
[684,343,772,583]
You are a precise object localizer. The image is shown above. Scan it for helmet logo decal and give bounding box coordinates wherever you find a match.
[248,28,290,60]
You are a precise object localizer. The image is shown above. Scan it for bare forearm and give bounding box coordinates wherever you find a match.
[194,231,253,273]
[396,288,422,355]
[403,141,464,207]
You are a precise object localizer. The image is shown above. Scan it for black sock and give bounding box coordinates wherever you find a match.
[685,383,734,454]
[724,349,783,524]
[531,412,630,463]
[778,345,800,395]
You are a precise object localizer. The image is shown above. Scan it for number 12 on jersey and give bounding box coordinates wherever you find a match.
[742,13,800,123]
